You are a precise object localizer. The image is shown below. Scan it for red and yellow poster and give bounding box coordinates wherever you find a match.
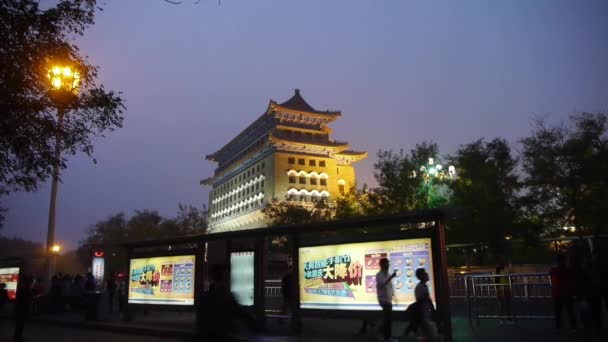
[0,267,19,300]
[128,255,195,305]
[298,238,435,310]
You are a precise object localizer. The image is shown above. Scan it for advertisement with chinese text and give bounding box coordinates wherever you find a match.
[128,255,195,305]
[0,267,19,300]
[299,238,435,310]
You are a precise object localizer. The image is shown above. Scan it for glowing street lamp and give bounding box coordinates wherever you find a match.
[45,62,80,281]
[414,158,456,207]
[51,244,62,254]
[49,243,62,276]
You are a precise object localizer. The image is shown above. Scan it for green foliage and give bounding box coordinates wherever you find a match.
[334,184,386,219]
[520,113,608,236]
[262,199,333,226]
[374,141,452,211]
[446,138,521,254]
[0,0,125,192]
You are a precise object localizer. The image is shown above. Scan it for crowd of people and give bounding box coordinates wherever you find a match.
[3,272,128,341]
[549,251,607,336]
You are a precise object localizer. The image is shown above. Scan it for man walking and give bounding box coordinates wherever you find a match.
[415,268,438,341]
[376,258,397,342]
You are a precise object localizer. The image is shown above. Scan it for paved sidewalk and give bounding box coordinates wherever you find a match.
[2,304,607,341]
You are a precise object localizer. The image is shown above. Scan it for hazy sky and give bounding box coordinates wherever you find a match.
[3,0,607,249]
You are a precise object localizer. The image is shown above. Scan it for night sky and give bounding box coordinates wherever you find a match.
[4,0,607,249]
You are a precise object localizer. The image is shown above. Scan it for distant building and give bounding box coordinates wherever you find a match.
[202,89,367,232]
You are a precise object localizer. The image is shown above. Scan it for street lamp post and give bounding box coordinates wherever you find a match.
[50,244,62,276]
[414,158,456,207]
[45,64,80,280]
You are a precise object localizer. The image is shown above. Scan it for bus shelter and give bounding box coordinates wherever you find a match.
[119,209,457,341]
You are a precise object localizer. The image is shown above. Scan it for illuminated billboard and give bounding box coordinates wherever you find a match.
[230,251,254,306]
[299,238,435,310]
[128,255,195,305]
[0,267,19,301]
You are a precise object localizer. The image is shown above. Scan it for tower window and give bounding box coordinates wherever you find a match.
[298,158,305,165]
[310,178,317,185]
[309,160,316,167]
[289,176,296,184]
[320,179,327,186]
[339,184,345,194]
[299,177,306,185]
[288,157,295,164]
[319,161,326,167]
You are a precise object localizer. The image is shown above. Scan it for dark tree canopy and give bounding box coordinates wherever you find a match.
[0,0,125,192]
[520,113,608,236]
[262,200,332,226]
[446,138,522,254]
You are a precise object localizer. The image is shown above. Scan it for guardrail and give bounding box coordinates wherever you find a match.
[465,273,554,327]
[265,280,282,297]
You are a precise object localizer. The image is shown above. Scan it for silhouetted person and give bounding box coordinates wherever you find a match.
[549,254,577,330]
[0,283,8,312]
[51,275,62,312]
[84,272,96,292]
[376,258,397,342]
[14,275,33,342]
[197,265,257,341]
[106,275,116,313]
[117,275,127,314]
[589,250,603,333]
[280,267,294,324]
[415,268,438,341]
[495,264,513,324]
[31,277,45,315]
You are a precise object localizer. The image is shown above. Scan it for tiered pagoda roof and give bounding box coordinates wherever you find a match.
[203,89,366,184]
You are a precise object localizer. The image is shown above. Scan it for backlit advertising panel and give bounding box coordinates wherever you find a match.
[128,255,195,305]
[299,238,435,310]
[0,267,19,300]
[230,251,254,306]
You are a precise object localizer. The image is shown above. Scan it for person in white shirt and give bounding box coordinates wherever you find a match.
[415,268,438,341]
[376,258,397,341]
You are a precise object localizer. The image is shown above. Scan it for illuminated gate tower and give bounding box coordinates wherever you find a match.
[202,89,367,232]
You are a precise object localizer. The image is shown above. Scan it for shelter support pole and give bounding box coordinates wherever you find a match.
[290,234,302,334]
[123,246,133,322]
[254,236,267,330]
[195,241,206,327]
[437,220,453,341]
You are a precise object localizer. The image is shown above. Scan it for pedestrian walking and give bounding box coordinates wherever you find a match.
[549,254,577,330]
[106,275,116,313]
[376,258,397,342]
[14,275,33,342]
[495,264,513,324]
[414,268,438,341]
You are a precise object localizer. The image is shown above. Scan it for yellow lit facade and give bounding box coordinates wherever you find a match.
[202,89,367,232]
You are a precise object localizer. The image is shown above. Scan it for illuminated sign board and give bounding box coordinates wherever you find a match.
[298,238,435,310]
[0,267,19,300]
[92,256,105,290]
[230,251,254,306]
[128,255,195,305]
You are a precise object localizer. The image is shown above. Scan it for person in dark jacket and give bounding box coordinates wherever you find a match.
[14,275,33,342]
[197,265,258,341]
[549,254,577,330]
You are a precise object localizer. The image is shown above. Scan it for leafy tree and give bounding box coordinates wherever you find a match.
[174,203,208,235]
[447,138,521,258]
[77,205,207,274]
[520,113,608,236]
[334,184,385,219]
[262,199,333,226]
[1,0,125,192]
[374,141,451,212]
